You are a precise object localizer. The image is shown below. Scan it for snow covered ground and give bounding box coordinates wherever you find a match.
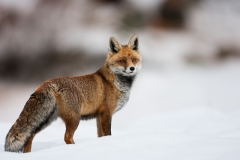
[1,60,240,160]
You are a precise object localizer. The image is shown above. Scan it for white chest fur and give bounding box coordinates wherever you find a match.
[114,75,135,113]
[115,90,130,113]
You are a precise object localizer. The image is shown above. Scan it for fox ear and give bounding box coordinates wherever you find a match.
[128,34,139,51]
[109,36,122,54]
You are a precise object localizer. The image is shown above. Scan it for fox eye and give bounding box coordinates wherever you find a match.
[132,58,137,63]
[119,60,126,64]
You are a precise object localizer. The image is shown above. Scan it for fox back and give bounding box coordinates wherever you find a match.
[5,34,142,153]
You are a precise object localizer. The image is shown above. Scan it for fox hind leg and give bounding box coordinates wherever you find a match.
[61,109,81,144]
[23,133,36,153]
[56,91,81,144]
[64,118,80,144]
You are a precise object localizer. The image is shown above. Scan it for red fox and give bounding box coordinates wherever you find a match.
[5,34,142,153]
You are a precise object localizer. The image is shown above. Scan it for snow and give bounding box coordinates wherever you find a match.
[1,61,240,160]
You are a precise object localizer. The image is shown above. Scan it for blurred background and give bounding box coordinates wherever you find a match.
[0,0,240,124]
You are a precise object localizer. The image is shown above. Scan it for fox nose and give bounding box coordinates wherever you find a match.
[130,67,135,71]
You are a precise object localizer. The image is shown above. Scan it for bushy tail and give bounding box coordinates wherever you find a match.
[5,90,58,152]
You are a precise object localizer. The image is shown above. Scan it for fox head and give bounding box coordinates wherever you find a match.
[107,34,142,77]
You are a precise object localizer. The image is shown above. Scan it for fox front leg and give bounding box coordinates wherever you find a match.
[96,109,112,137]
